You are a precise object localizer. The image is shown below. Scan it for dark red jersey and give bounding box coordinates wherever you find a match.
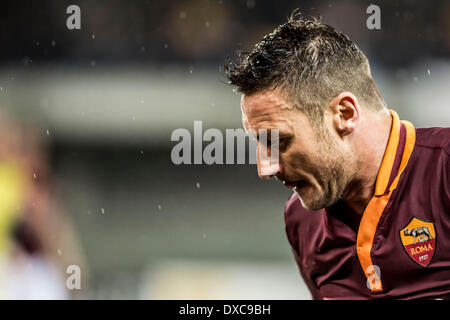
[284,109,450,299]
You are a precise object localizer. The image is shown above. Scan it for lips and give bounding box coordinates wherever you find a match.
[283,180,305,188]
[282,179,309,190]
[294,180,308,190]
[283,180,298,188]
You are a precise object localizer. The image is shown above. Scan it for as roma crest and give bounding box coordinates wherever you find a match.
[400,217,436,267]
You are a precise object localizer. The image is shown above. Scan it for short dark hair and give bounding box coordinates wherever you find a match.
[224,11,385,125]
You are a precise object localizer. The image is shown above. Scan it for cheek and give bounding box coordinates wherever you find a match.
[280,149,309,173]
[282,144,328,177]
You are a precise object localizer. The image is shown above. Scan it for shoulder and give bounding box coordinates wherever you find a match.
[284,192,323,222]
[415,127,450,156]
[284,192,308,222]
[284,192,301,218]
[399,126,449,204]
[284,192,323,248]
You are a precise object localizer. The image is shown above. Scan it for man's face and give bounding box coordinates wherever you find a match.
[241,89,353,211]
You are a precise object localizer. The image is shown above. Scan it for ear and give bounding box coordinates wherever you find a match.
[327,92,361,137]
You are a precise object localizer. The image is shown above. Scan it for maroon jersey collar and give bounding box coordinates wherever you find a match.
[356,109,416,292]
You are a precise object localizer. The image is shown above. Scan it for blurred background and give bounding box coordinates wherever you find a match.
[0,0,448,299]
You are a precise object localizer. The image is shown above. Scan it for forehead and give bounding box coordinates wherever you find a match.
[241,90,293,130]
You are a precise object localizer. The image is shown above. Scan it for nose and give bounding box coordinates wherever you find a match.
[256,142,281,179]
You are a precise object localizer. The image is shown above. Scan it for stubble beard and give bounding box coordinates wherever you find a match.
[297,131,354,211]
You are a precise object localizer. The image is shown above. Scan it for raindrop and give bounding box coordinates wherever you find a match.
[413,76,418,82]
[196,182,200,189]
[179,11,187,19]
[157,204,162,211]
[140,150,144,155]
[205,21,210,28]
[33,173,37,179]
[46,129,50,135]
[164,43,168,49]
[51,40,56,47]
[427,69,431,76]
[101,207,105,214]
[90,60,96,67]
[92,34,96,39]
[57,249,62,255]
[202,234,206,239]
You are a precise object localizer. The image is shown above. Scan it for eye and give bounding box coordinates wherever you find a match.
[279,136,292,151]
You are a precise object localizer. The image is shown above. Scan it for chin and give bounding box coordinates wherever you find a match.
[296,192,324,211]
[295,189,334,211]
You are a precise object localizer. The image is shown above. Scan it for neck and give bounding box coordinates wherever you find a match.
[342,108,392,215]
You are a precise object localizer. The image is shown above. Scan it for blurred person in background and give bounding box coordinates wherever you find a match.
[0,111,87,299]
